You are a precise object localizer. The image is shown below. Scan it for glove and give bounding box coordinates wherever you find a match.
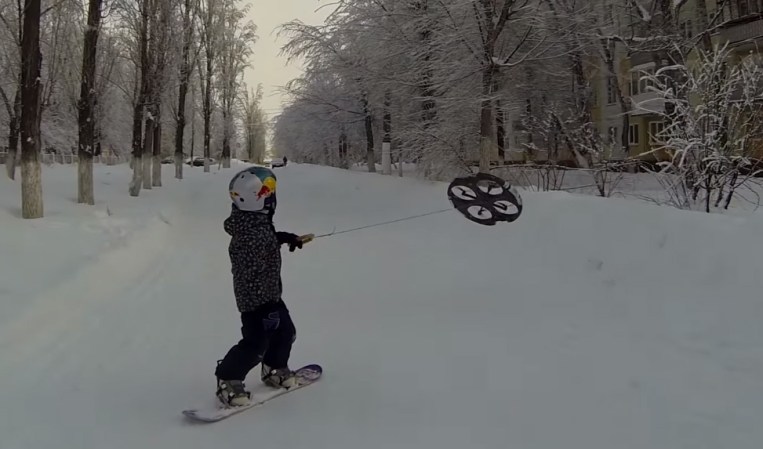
[276,232,303,252]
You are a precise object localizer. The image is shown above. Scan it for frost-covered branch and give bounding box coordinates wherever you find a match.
[641,44,763,212]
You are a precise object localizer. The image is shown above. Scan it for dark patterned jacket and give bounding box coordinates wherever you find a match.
[224,206,282,313]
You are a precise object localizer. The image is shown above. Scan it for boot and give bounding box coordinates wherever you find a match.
[261,363,298,389]
[216,378,251,407]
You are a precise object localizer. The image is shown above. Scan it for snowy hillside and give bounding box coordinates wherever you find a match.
[1,162,762,449]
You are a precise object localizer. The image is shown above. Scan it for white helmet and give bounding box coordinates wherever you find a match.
[228,166,277,214]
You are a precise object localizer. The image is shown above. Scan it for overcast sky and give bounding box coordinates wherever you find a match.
[242,0,330,122]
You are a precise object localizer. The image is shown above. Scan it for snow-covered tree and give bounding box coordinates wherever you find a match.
[20,0,43,218]
[0,0,263,212]
[642,43,763,212]
[173,0,198,179]
[148,0,172,188]
[0,0,24,179]
[77,0,104,205]
[217,0,256,168]
[121,0,176,195]
[275,0,566,177]
[240,83,267,164]
[197,0,220,173]
[279,11,387,173]
[127,0,151,196]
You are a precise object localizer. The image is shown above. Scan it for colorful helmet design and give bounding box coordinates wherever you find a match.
[229,166,277,213]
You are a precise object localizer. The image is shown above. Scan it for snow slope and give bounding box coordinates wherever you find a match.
[1,162,762,449]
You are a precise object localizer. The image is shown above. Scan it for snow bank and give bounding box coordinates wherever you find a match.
[1,165,178,328]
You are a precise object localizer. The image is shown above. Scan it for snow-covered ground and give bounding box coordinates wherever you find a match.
[1,161,762,449]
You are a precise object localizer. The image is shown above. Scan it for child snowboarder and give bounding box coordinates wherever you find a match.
[214,165,307,407]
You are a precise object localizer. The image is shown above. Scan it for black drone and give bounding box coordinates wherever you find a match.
[447,173,523,226]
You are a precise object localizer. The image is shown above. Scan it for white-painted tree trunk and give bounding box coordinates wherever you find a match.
[6,151,16,180]
[76,0,102,206]
[21,155,42,218]
[78,153,94,205]
[20,0,43,219]
[129,155,142,196]
[175,152,183,179]
[142,116,153,189]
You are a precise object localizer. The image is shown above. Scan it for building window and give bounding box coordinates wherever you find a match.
[738,0,749,17]
[628,123,640,145]
[680,20,693,39]
[629,67,656,96]
[629,72,639,96]
[729,0,763,19]
[648,121,665,144]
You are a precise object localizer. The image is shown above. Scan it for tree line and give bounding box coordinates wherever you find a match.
[272,0,762,212]
[3,0,269,218]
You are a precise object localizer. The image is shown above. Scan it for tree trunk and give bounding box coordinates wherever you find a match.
[174,147,183,177]
[478,65,496,173]
[495,101,505,162]
[478,58,499,173]
[413,1,436,125]
[20,0,43,218]
[151,0,169,186]
[203,54,212,173]
[129,97,143,196]
[190,86,195,161]
[152,119,161,186]
[142,112,153,189]
[175,65,189,179]
[382,91,391,175]
[247,128,254,162]
[398,145,404,177]
[222,109,231,168]
[143,113,155,188]
[478,100,493,173]
[222,140,231,167]
[78,151,94,204]
[5,82,21,180]
[77,0,102,205]
[361,93,375,173]
[6,106,19,180]
[129,0,150,196]
[140,0,158,190]
[175,91,185,177]
[174,0,193,180]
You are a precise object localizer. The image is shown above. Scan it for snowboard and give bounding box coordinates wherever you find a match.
[182,364,322,423]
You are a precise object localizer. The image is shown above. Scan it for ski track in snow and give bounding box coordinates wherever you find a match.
[1,162,763,449]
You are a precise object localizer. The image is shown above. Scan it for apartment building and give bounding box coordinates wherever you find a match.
[494,1,762,166]
[593,0,763,163]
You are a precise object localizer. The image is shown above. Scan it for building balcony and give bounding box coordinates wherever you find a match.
[630,91,664,116]
[717,13,763,46]
[628,51,659,68]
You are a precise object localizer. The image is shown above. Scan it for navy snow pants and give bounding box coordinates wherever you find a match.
[215,300,296,381]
